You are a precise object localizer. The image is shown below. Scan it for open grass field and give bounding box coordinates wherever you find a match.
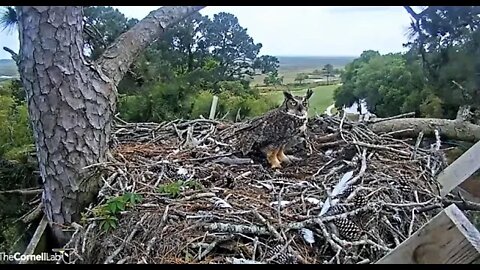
[251,56,355,86]
[262,84,339,117]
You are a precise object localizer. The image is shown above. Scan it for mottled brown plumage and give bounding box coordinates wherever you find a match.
[234,89,313,168]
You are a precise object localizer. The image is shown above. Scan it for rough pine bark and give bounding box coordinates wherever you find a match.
[16,6,115,244]
[15,6,204,245]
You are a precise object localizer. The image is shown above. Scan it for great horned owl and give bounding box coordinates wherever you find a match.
[234,89,313,169]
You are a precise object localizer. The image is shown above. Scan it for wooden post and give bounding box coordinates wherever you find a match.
[209,95,218,120]
[436,140,480,197]
[19,215,48,264]
[376,204,480,264]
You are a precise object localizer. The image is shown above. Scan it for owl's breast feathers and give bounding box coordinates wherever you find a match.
[234,110,307,155]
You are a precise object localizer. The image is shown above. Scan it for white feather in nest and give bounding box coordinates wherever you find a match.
[270,201,291,208]
[319,170,354,216]
[300,228,315,244]
[213,197,232,208]
[305,197,321,205]
[177,167,188,176]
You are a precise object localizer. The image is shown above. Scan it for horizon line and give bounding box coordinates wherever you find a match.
[0,55,361,61]
[272,55,358,58]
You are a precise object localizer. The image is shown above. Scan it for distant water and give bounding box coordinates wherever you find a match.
[0,75,17,79]
[277,56,356,70]
[344,99,370,114]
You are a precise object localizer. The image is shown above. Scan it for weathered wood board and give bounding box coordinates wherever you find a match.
[436,140,480,197]
[376,204,480,264]
[19,215,48,264]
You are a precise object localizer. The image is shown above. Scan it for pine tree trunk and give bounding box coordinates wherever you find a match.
[15,6,204,245]
[16,6,115,244]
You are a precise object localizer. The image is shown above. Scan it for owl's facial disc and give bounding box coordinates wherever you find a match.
[286,96,308,118]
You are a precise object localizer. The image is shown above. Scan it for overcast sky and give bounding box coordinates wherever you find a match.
[0,6,415,59]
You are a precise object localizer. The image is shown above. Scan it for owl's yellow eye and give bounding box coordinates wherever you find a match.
[289,101,297,106]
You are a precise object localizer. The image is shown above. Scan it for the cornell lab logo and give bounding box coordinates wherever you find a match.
[51,248,73,264]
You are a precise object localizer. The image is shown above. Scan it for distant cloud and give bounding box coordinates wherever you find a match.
[326,6,395,13]
[0,6,413,59]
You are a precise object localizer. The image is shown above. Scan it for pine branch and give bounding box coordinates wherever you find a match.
[95,6,205,86]
[3,46,18,63]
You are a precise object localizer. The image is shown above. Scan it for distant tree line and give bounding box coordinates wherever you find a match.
[90,7,280,121]
[1,6,281,123]
[334,6,480,121]
[292,64,340,86]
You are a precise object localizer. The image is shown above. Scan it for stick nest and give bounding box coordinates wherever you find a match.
[63,115,480,264]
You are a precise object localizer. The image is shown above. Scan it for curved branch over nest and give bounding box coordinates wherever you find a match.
[368,118,480,143]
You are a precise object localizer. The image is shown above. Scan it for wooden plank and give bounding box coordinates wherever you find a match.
[376,204,480,264]
[209,95,218,120]
[436,140,480,197]
[19,215,48,264]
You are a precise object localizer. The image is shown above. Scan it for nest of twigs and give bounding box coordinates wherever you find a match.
[64,114,480,264]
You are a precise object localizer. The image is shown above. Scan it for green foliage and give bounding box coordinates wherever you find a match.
[420,94,444,118]
[263,71,284,86]
[83,6,138,60]
[107,8,280,122]
[0,6,17,34]
[322,64,335,84]
[323,64,334,74]
[118,95,150,123]
[0,81,33,161]
[334,51,426,117]
[190,90,215,119]
[118,78,198,122]
[206,12,262,80]
[91,192,143,233]
[254,55,280,74]
[0,7,278,123]
[119,76,276,122]
[217,81,248,95]
[243,95,277,117]
[148,82,188,121]
[0,79,35,255]
[333,85,357,108]
[294,73,309,84]
[404,6,480,118]
[215,90,276,121]
[335,8,480,120]
[312,69,322,75]
[157,180,203,198]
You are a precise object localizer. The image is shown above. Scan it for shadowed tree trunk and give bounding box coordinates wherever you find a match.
[15,5,204,245]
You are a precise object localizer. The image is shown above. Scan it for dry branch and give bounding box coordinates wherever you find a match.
[369,118,480,142]
[61,114,480,264]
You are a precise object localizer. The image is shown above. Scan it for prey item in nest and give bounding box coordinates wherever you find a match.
[231,90,313,169]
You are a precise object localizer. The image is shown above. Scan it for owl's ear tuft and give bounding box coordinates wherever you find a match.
[283,91,293,100]
[305,89,313,100]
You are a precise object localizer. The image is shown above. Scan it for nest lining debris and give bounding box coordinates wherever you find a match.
[63,115,480,264]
